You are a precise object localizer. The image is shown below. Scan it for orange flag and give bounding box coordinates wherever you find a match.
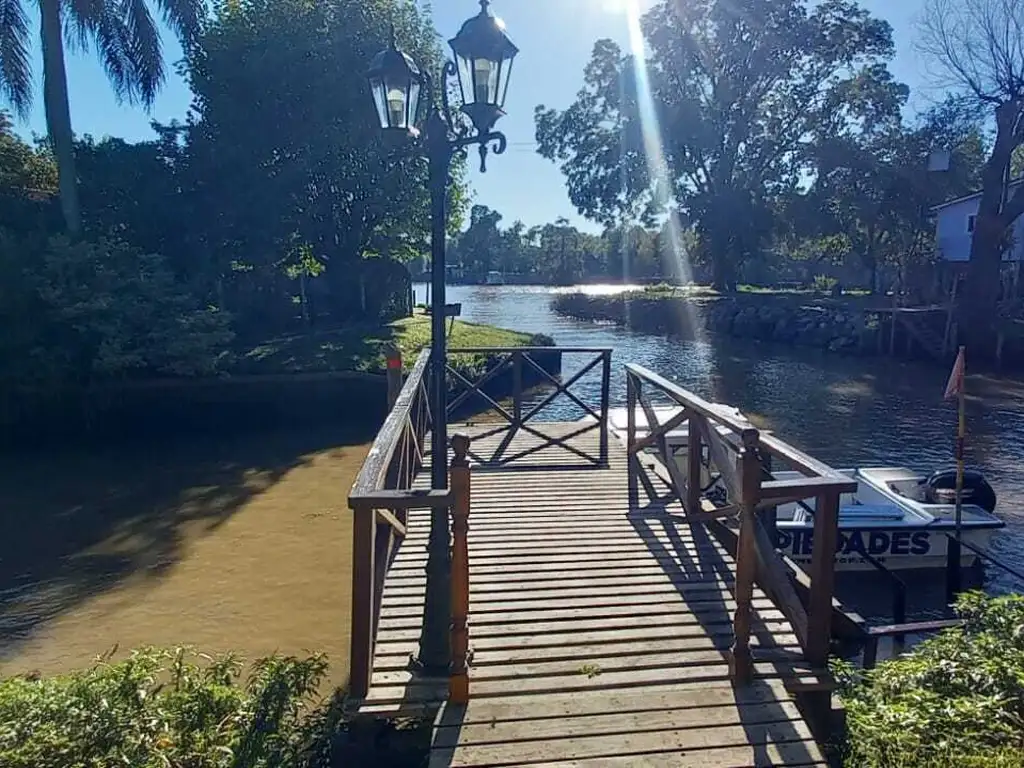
[944,346,965,401]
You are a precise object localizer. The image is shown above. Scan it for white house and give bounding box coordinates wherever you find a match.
[932,181,1024,262]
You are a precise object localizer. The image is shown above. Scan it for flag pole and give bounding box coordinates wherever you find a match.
[946,345,966,602]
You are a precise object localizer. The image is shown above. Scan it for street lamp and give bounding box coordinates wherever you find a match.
[367,0,517,676]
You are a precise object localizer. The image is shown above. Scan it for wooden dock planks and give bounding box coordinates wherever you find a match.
[361,422,827,766]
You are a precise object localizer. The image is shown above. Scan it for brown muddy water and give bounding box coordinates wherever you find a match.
[0,425,370,683]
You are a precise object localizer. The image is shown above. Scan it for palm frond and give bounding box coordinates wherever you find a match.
[60,0,204,109]
[152,0,203,47]
[91,3,135,103]
[63,0,105,52]
[0,0,32,117]
[122,0,164,105]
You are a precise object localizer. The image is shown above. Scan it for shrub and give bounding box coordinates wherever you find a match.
[0,647,329,768]
[812,274,839,294]
[836,592,1024,767]
[0,231,234,395]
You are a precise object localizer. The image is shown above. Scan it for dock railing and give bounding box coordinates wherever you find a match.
[347,350,465,699]
[447,347,612,465]
[624,365,858,680]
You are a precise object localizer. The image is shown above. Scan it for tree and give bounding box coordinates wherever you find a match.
[0,231,233,405]
[0,0,202,235]
[0,111,58,233]
[454,204,504,279]
[802,101,984,291]
[536,0,899,290]
[918,0,1024,343]
[181,0,450,327]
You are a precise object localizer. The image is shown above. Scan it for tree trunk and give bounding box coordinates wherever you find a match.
[39,0,81,236]
[961,101,1021,350]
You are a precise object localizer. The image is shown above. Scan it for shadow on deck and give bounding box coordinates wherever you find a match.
[362,425,828,767]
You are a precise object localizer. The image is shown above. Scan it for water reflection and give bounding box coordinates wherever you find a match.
[430,283,1024,614]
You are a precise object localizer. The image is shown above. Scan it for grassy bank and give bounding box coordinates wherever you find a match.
[234,314,547,376]
[5,316,551,445]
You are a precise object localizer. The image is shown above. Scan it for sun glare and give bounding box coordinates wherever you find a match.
[601,0,637,14]
[619,0,704,342]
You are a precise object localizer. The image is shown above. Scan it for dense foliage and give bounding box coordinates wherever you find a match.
[0,232,233,393]
[0,648,331,768]
[0,0,462,419]
[0,647,431,767]
[837,592,1024,767]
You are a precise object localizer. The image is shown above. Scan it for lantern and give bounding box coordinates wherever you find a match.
[449,0,519,134]
[366,31,423,132]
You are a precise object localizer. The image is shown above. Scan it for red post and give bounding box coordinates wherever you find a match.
[385,344,403,411]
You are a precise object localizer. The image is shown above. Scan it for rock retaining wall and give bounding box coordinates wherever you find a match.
[552,293,877,354]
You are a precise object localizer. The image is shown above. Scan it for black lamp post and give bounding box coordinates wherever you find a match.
[367,0,517,675]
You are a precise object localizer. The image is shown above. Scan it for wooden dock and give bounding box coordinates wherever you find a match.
[348,348,853,767]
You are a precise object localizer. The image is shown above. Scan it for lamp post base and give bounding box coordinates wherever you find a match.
[407,655,451,678]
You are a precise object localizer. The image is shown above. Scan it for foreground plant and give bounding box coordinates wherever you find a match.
[836,592,1024,767]
[0,647,329,768]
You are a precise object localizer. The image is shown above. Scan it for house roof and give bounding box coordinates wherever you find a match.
[931,178,1024,212]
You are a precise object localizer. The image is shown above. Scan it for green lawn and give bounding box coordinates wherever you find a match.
[233,315,544,377]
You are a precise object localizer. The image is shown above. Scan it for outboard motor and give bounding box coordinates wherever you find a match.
[922,468,997,513]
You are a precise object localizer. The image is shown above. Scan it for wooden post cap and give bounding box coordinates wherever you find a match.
[451,433,471,461]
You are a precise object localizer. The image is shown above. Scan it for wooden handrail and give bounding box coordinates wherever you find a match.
[624,364,757,436]
[350,350,431,501]
[625,365,849,684]
[862,619,963,669]
[347,349,433,700]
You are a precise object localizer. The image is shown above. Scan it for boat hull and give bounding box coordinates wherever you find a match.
[604,405,1006,573]
[775,524,997,571]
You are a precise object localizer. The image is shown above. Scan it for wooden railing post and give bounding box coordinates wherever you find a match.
[512,351,523,428]
[348,504,376,699]
[449,433,472,704]
[385,344,403,411]
[759,453,778,548]
[599,351,611,466]
[626,374,638,451]
[731,430,762,685]
[687,413,702,517]
[807,491,840,667]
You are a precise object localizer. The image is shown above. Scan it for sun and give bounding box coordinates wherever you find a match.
[600,0,638,14]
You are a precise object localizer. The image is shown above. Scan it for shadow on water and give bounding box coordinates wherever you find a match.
[0,423,374,666]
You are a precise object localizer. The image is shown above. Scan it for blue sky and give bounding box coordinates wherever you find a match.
[14,0,933,231]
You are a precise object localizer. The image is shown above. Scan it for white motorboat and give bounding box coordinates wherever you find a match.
[485,270,505,285]
[608,406,1005,571]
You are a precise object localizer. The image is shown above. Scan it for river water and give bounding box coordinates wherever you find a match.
[421,283,1024,617]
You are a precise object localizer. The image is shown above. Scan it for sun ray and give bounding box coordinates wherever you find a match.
[622,1,705,342]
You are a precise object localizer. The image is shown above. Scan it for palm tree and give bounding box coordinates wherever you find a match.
[0,0,201,234]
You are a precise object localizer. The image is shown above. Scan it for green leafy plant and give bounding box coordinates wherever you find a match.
[837,592,1024,767]
[0,647,328,768]
[812,274,840,294]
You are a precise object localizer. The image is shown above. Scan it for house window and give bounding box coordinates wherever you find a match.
[967,214,976,234]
